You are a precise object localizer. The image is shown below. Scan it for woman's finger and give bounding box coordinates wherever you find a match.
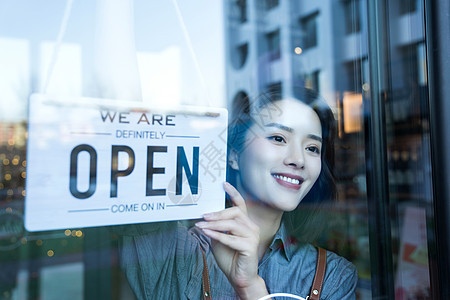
[223,182,248,215]
[202,228,257,253]
[203,206,258,233]
[203,206,242,221]
[196,219,257,238]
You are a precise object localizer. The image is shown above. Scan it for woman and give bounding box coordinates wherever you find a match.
[119,89,357,299]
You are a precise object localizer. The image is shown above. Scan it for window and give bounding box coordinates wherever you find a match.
[400,44,419,90]
[399,0,418,15]
[265,29,281,61]
[237,43,248,68]
[300,12,319,50]
[265,0,279,11]
[303,70,320,93]
[399,42,428,89]
[345,59,363,92]
[233,0,247,23]
[232,43,248,69]
[344,0,361,34]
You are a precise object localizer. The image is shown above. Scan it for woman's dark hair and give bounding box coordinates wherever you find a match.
[227,86,337,243]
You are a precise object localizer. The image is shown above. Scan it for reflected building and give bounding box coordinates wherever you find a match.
[224,0,363,112]
[224,0,426,125]
[224,0,430,299]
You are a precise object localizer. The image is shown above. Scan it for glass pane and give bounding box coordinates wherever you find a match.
[228,1,371,298]
[385,0,434,298]
[0,0,441,299]
[0,1,225,299]
[300,12,319,50]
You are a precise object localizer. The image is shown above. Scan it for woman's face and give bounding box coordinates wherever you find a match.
[233,98,323,212]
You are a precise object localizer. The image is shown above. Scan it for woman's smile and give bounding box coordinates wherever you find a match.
[271,173,304,190]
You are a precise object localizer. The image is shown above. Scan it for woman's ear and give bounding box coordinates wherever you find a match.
[228,149,239,171]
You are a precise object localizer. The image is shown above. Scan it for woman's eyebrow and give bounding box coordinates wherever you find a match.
[264,122,293,132]
[307,134,323,143]
[264,123,323,142]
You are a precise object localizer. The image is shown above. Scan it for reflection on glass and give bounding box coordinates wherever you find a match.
[265,0,279,11]
[225,1,371,298]
[385,1,433,297]
[300,12,319,50]
[265,29,281,61]
[0,0,441,299]
[344,0,361,34]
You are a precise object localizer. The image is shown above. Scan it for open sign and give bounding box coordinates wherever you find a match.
[25,94,228,231]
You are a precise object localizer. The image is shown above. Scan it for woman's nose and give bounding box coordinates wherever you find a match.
[283,144,305,168]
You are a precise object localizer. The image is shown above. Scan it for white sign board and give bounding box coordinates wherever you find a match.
[25,94,228,231]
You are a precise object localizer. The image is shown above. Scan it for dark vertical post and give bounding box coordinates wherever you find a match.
[365,0,395,298]
[424,0,450,298]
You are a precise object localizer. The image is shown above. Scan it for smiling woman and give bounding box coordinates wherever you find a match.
[229,98,323,212]
[119,87,357,299]
[227,88,338,243]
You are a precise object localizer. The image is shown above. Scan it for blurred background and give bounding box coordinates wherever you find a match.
[0,0,449,299]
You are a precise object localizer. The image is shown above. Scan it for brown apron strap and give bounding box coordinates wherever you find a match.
[201,248,212,300]
[309,247,327,300]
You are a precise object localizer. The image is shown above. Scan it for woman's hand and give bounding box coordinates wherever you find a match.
[195,182,269,299]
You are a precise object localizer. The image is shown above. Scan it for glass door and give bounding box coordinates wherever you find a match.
[1,0,448,299]
[363,0,447,298]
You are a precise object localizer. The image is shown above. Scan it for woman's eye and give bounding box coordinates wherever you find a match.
[268,135,286,143]
[306,146,321,154]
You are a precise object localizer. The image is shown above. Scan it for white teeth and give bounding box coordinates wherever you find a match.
[273,174,300,185]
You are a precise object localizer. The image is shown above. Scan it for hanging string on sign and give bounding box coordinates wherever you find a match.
[170,0,212,107]
[41,0,75,94]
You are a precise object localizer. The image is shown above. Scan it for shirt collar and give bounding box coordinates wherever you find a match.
[269,221,297,262]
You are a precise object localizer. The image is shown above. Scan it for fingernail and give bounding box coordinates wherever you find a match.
[223,182,231,189]
[203,213,213,219]
[195,221,207,228]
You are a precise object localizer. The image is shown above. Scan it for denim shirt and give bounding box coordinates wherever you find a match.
[119,221,357,300]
